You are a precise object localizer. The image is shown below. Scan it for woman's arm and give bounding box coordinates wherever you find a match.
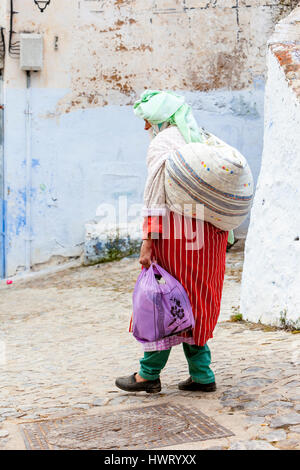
[139,216,162,268]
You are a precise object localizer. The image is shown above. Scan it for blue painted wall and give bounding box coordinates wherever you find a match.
[0,199,5,278]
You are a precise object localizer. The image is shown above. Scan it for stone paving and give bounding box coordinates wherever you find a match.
[0,241,299,450]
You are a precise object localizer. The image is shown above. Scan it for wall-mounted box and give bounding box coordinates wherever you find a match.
[20,33,43,71]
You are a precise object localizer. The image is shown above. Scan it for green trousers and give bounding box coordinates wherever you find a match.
[139,343,215,384]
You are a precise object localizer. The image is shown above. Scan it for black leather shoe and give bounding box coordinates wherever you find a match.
[115,373,161,394]
[178,377,216,392]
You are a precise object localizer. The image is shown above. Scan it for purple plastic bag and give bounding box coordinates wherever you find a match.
[132,263,195,344]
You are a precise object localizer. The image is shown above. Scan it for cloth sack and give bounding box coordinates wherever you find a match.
[132,264,195,344]
[164,133,254,231]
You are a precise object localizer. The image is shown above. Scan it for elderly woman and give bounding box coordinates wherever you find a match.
[115,90,228,394]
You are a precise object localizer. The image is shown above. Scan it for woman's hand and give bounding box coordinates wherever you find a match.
[139,239,152,269]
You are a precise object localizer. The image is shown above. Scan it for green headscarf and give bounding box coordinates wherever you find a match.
[134,89,234,242]
[133,89,205,144]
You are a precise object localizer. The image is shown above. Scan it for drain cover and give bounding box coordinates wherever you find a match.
[20,404,234,450]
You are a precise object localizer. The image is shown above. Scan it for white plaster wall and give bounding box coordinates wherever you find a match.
[240,49,300,327]
[0,2,5,23]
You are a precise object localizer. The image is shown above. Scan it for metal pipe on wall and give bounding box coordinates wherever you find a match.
[25,71,32,272]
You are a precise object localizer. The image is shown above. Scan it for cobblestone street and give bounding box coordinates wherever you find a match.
[0,242,299,450]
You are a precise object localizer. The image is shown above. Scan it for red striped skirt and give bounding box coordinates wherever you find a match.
[130,211,228,348]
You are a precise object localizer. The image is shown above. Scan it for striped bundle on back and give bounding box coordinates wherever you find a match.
[165,137,254,231]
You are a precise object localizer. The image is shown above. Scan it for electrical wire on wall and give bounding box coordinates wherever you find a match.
[9,0,20,58]
[0,27,5,64]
